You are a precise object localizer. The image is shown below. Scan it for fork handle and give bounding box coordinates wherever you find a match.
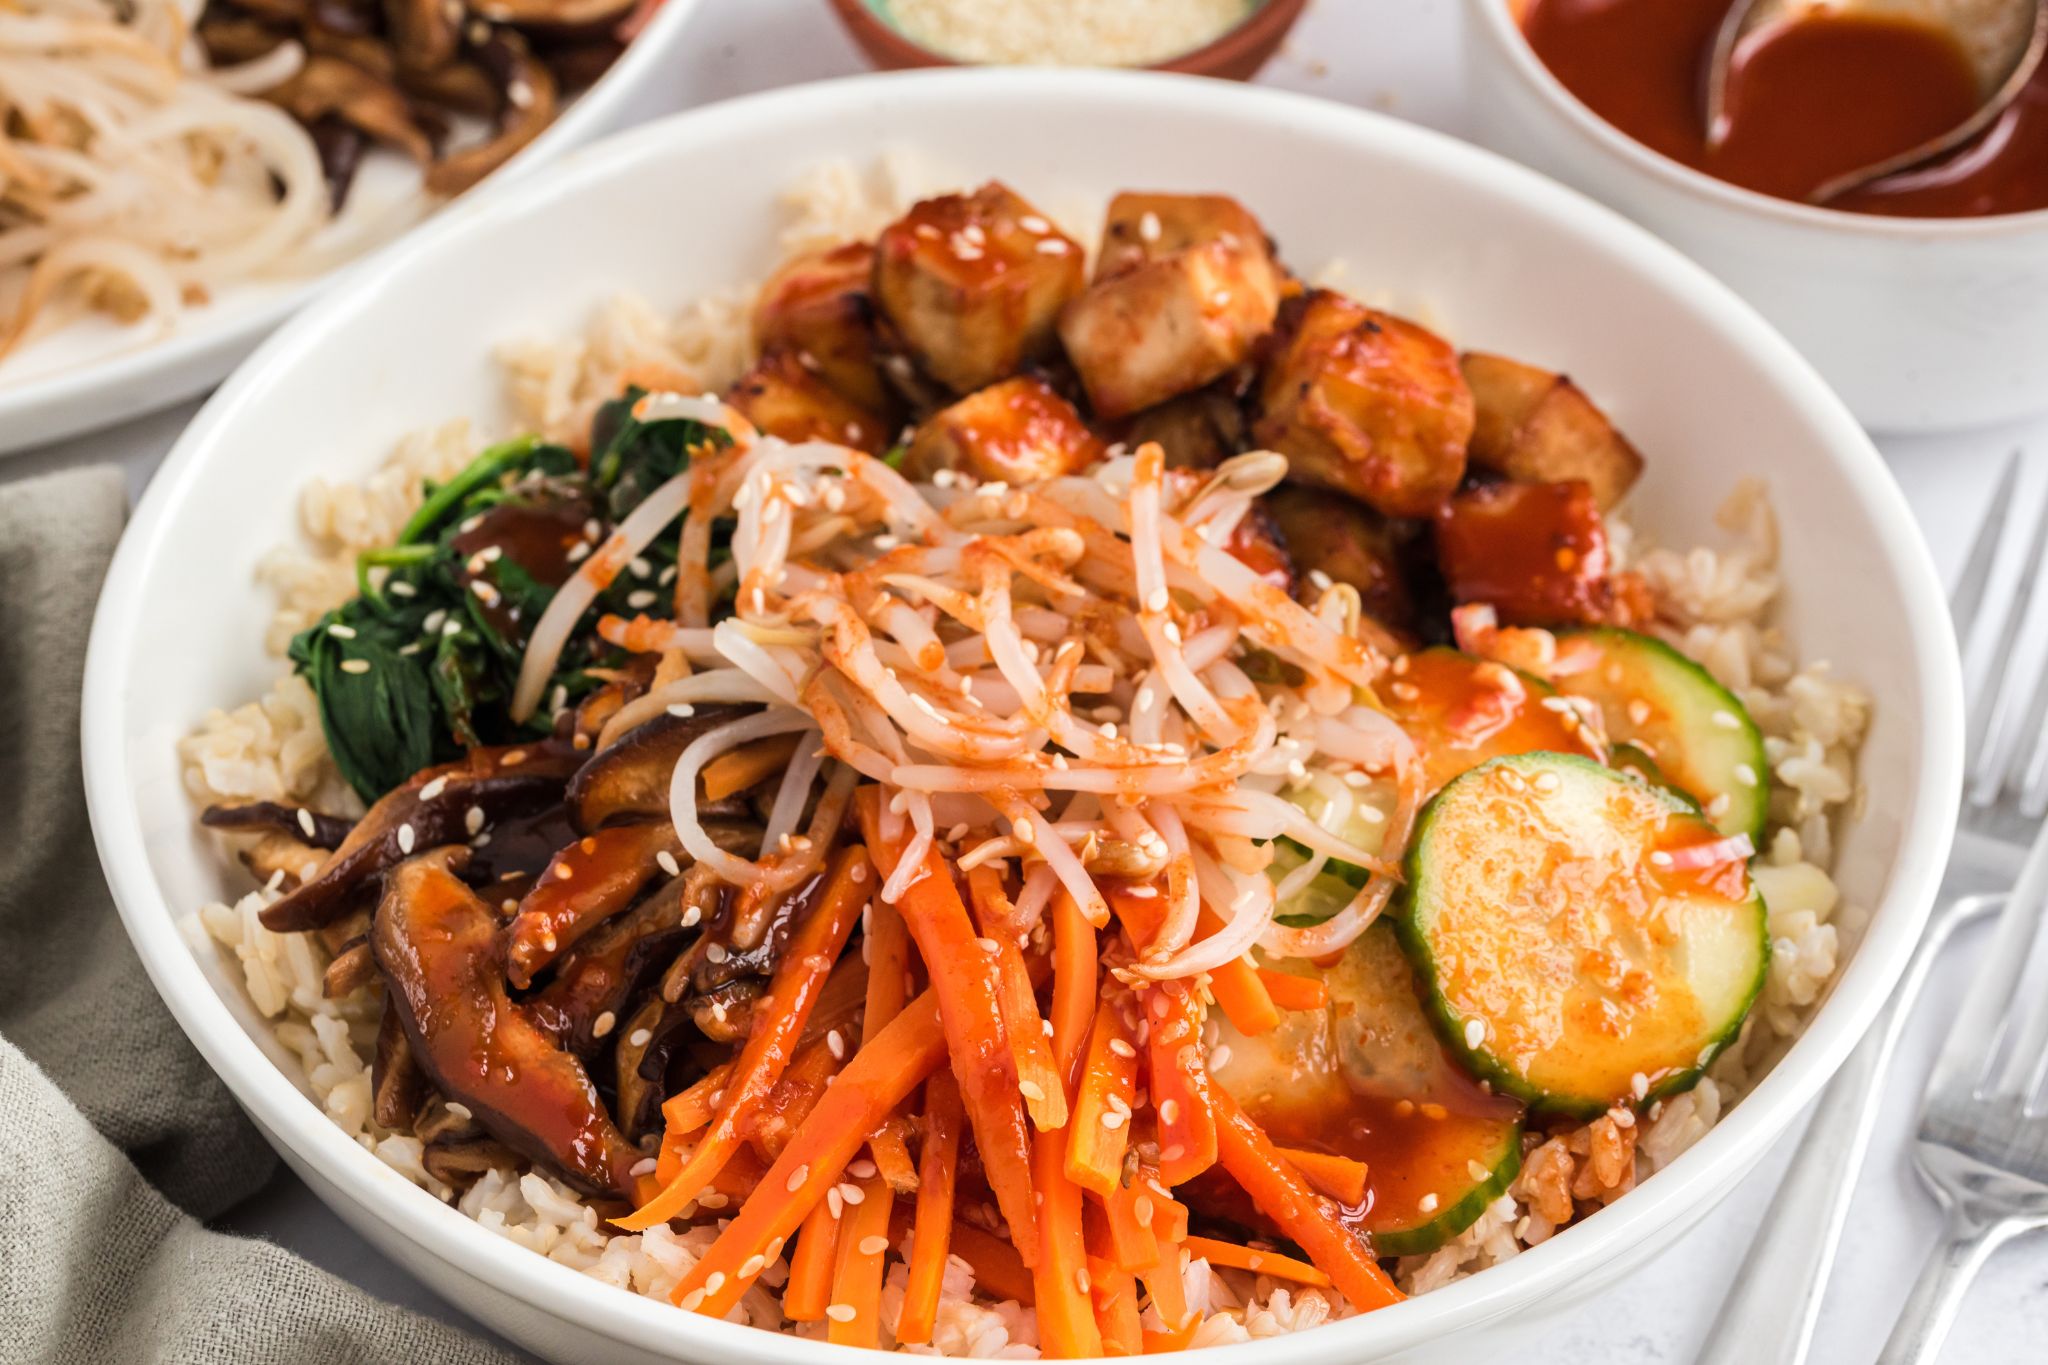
[1875,1203,2047,1365]
[1693,892,2001,1365]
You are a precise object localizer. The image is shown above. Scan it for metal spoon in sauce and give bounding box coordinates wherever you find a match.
[1706,0,2048,204]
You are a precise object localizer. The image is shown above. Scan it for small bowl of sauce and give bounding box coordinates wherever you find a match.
[1466,0,2048,431]
[1520,0,2048,218]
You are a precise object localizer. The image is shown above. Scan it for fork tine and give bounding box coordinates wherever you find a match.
[1966,472,2048,805]
[1953,449,2026,646]
[2017,666,2048,818]
[1930,823,2048,1104]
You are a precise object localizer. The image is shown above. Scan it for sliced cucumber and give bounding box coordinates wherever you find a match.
[1277,775,1396,888]
[1399,752,1768,1117]
[1267,841,1370,924]
[1383,648,1595,795]
[1554,628,1768,839]
[1610,741,1667,789]
[1211,923,1525,1257]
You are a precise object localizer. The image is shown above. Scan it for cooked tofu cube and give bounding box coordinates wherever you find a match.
[727,349,891,454]
[904,376,1105,485]
[1434,479,1649,627]
[1253,291,1474,519]
[1095,191,1274,282]
[752,241,893,414]
[1113,388,1247,470]
[1060,236,1282,420]
[1264,485,1420,637]
[1460,352,1644,510]
[872,182,1084,395]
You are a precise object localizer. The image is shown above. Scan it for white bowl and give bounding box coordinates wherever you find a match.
[83,69,1961,1364]
[1463,0,2048,434]
[0,0,703,457]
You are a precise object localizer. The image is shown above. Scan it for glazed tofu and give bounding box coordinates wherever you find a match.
[1059,240,1282,420]
[727,349,891,454]
[752,242,892,413]
[904,376,1105,485]
[1434,479,1649,627]
[1264,485,1419,636]
[1460,352,1644,510]
[872,182,1084,395]
[1093,191,1275,282]
[1253,290,1474,519]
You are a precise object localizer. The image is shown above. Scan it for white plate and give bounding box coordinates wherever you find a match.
[84,70,1961,1364]
[0,0,703,456]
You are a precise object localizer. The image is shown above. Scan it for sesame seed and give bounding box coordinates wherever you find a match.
[1074,1269,1092,1294]
[1108,1038,1136,1059]
[469,580,501,607]
[501,749,527,766]
[704,1272,726,1295]
[1159,1099,1181,1124]
[296,807,316,838]
[628,1028,652,1047]
[827,1187,844,1218]
[1020,1080,1045,1102]
[1161,1143,1185,1163]
[465,806,485,836]
[387,580,416,598]
[630,1157,657,1177]
[678,1289,706,1312]
[1139,211,1161,242]
[592,1011,616,1038]
[825,1304,857,1323]
[339,658,371,675]
[1464,1019,1486,1048]
[1649,851,1674,867]
[976,937,1001,954]
[668,703,695,717]
[1100,1112,1125,1130]
[682,905,702,928]
[839,1182,866,1205]
[1712,710,1742,730]
[445,1102,472,1120]
[706,942,728,963]
[628,590,657,609]
[1734,763,1760,787]
[849,1159,878,1179]
[1419,1193,1439,1214]
[1533,771,1561,794]
[656,850,681,877]
[397,824,415,855]
[787,1164,810,1192]
[327,623,357,639]
[419,775,449,802]
[739,1253,767,1278]
[1468,1160,1493,1182]
[859,1235,890,1257]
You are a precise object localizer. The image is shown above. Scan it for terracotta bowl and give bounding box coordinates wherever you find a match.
[826,0,1308,80]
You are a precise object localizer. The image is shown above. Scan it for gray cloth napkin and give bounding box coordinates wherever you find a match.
[0,467,523,1365]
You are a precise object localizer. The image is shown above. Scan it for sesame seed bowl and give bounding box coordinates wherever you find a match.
[83,70,1957,1363]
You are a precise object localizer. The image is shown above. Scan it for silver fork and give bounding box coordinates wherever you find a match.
[1696,452,2042,1365]
[1878,819,2048,1363]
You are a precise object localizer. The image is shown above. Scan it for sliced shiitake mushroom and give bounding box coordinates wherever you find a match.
[504,820,684,989]
[265,54,433,164]
[421,30,555,197]
[565,706,751,832]
[371,1007,430,1130]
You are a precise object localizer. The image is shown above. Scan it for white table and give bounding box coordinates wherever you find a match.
[13,0,2048,1359]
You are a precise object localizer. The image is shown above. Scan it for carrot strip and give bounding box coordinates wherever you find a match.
[1143,980,1218,1187]
[827,1173,894,1347]
[867,1116,921,1194]
[1137,1233,1190,1337]
[949,1222,1036,1306]
[1097,1181,1159,1274]
[702,732,803,801]
[1141,1321,1200,1354]
[1274,1147,1368,1206]
[1088,1255,1143,1357]
[1211,1086,1405,1312]
[968,866,1068,1129]
[897,1072,963,1345]
[616,848,870,1231]
[672,988,946,1313]
[783,1197,842,1322]
[862,898,913,1045]
[1256,969,1329,1013]
[857,791,1039,1264]
[1064,1002,1139,1196]
[1182,1235,1332,1288]
[1049,889,1098,1086]
[1196,907,1281,1037]
[749,1036,841,1161]
[1031,1124,1104,1359]
[660,1063,732,1139]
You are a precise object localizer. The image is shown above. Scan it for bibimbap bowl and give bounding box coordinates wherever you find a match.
[83,70,1959,1363]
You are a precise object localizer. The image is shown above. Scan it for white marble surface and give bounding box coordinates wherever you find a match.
[12,0,2048,1360]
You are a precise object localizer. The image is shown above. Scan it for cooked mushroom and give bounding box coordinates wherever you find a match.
[526,877,698,1055]
[467,0,633,28]
[422,1136,524,1189]
[264,54,433,164]
[202,800,353,848]
[371,1007,430,1129]
[565,706,751,831]
[381,0,459,71]
[421,30,556,197]
[373,849,642,1195]
[504,820,685,988]
[324,938,379,998]
[262,740,580,932]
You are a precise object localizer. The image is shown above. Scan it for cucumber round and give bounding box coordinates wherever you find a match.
[1399,752,1768,1117]
[1553,628,1769,839]
[1212,924,1525,1257]
[1277,775,1396,889]
[1384,648,1596,796]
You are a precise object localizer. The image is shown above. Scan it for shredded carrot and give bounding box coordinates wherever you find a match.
[897,1073,962,1345]
[660,1062,732,1139]
[799,956,870,1049]
[867,1116,921,1193]
[1088,1255,1144,1356]
[862,898,913,1045]
[1064,1002,1139,1195]
[671,987,949,1315]
[749,1036,841,1161]
[1182,1235,1332,1288]
[616,847,870,1231]
[826,1173,894,1347]
[1141,1321,1201,1354]
[949,1221,1037,1306]
[1031,1123,1104,1358]
[857,790,1039,1264]
[1274,1146,1368,1206]
[1195,907,1281,1037]
[1137,1230,1190,1337]
[1256,969,1329,1013]
[701,731,804,801]
[1097,1180,1159,1274]
[1212,1086,1405,1312]
[968,866,1068,1129]
[1050,889,1098,1085]
[1143,979,1218,1187]
[783,1196,842,1322]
